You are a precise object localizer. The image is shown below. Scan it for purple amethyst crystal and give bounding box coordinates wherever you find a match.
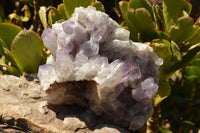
[37,6,163,131]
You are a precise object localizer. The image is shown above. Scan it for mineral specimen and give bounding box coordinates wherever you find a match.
[37,6,163,131]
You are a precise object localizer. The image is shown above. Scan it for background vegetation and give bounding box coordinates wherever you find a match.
[0,0,200,132]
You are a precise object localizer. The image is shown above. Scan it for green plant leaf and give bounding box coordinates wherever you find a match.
[57,3,67,20]
[92,1,105,12]
[119,1,138,41]
[48,7,61,26]
[163,0,192,32]
[154,79,171,106]
[0,39,19,70]
[39,6,48,29]
[2,64,21,76]
[159,128,173,133]
[170,41,182,62]
[63,0,92,19]
[127,8,157,42]
[152,5,165,31]
[21,4,31,22]
[157,31,170,41]
[0,39,5,55]
[0,4,5,23]
[0,23,22,49]
[119,1,128,18]
[151,39,172,62]
[11,30,44,73]
[185,75,198,84]
[185,66,200,77]
[170,14,198,44]
[189,59,200,68]
[128,0,153,18]
[164,43,200,75]
[184,26,200,50]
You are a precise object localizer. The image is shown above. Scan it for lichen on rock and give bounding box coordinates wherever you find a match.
[37,6,163,131]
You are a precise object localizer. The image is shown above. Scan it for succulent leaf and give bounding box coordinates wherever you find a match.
[39,6,48,29]
[11,30,44,73]
[57,3,68,20]
[0,39,19,70]
[170,14,198,44]
[119,1,138,41]
[151,39,172,63]
[21,4,31,22]
[2,64,21,76]
[154,79,171,106]
[63,0,92,18]
[185,26,200,49]
[0,39,5,56]
[128,0,153,18]
[92,1,105,12]
[163,0,192,32]
[0,23,22,49]
[165,44,200,75]
[48,7,61,26]
[152,5,165,31]
[185,66,200,77]
[127,8,157,42]
[170,41,182,62]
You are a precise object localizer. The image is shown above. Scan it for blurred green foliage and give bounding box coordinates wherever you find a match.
[0,0,200,132]
[119,0,200,108]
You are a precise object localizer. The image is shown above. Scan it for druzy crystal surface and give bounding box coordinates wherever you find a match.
[37,6,163,131]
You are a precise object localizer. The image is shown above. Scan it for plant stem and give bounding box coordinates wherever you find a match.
[146,104,161,133]
[33,0,42,34]
[178,84,196,133]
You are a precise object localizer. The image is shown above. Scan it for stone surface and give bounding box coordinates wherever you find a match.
[0,75,145,133]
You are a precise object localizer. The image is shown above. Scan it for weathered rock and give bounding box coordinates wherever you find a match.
[0,75,143,133]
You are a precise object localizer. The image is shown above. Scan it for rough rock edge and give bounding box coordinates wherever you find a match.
[0,75,147,133]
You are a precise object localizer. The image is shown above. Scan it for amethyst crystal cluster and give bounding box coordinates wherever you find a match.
[37,6,163,131]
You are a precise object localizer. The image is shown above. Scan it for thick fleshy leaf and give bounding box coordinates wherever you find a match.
[152,5,165,31]
[63,0,92,18]
[157,31,170,41]
[11,30,44,73]
[128,0,153,18]
[159,128,173,133]
[154,79,171,106]
[48,7,61,26]
[2,64,21,76]
[164,44,200,75]
[39,6,48,29]
[0,23,22,49]
[92,1,105,12]
[0,5,4,23]
[185,75,198,84]
[119,1,138,41]
[189,59,200,68]
[170,15,198,44]
[185,66,200,77]
[163,0,192,32]
[127,8,157,42]
[0,39,19,70]
[0,39,5,55]
[185,26,200,49]
[151,39,172,62]
[170,41,182,62]
[21,4,31,22]
[119,1,128,18]
[57,4,67,20]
